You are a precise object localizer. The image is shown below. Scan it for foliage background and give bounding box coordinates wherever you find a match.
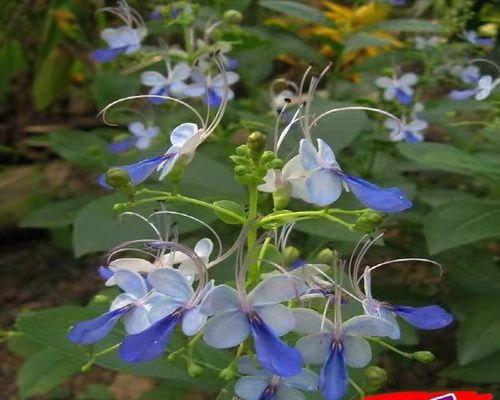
[0,0,499,399]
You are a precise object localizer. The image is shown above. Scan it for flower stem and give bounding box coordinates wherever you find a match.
[349,377,365,399]
[366,337,412,359]
[246,185,259,279]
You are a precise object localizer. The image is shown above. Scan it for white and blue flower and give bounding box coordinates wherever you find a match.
[184,69,239,107]
[375,73,418,105]
[464,30,495,47]
[449,74,499,101]
[109,122,160,153]
[141,63,191,104]
[384,117,428,143]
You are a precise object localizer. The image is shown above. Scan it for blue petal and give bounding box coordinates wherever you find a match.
[205,89,222,107]
[91,47,126,62]
[449,89,477,100]
[395,88,413,105]
[226,58,239,71]
[342,175,412,213]
[67,307,129,344]
[109,138,136,154]
[98,155,170,189]
[149,86,168,104]
[319,343,348,400]
[393,305,453,330]
[249,314,303,377]
[305,168,343,206]
[98,266,114,280]
[119,309,183,363]
[405,131,423,144]
[475,37,494,46]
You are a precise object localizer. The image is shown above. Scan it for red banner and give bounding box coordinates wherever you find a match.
[365,391,493,400]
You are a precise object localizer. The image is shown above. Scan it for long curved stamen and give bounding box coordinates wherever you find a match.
[303,63,333,139]
[207,225,248,268]
[270,78,299,101]
[148,210,223,260]
[98,95,206,129]
[351,234,383,298]
[468,58,500,80]
[278,222,296,251]
[310,265,362,303]
[308,107,402,138]
[118,212,163,240]
[103,239,164,265]
[204,20,223,42]
[203,54,230,139]
[275,106,304,153]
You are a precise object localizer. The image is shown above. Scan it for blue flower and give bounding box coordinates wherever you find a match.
[92,2,147,62]
[361,267,453,339]
[141,63,191,104]
[200,275,308,376]
[464,30,495,47]
[449,75,499,101]
[184,69,239,107]
[110,122,160,154]
[451,65,481,85]
[414,36,442,50]
[295,309,394,400]
[119,268,213,362]
[287,139,411,212]
[234,356,318,400]
[384,117,428,143]
[375,73,418,105]
[99,122,204,188]
[68,270,153,344]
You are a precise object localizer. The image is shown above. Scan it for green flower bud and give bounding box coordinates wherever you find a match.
[353,211,385,234]
[237,174,265,186]
[105,168,131,188]
[272,187,291,210]
[283,246,300,265]
[247,131,266,161]
[230,155,248,165]
[364,366,387,384]
[235,144,249,156]
[261,151,275,163]
[223,9,243,24]
[234,165,249,175]
[267,158,284,169]
[219,366,237,381]
[316,248,334,265]
[412,351,435,364]
[81,360,94,373]
[187,361,204,377]
[92,294,109,304]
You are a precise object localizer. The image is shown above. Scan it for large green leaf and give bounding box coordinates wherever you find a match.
[424,199,500,254]
[16,306,229,387]
[20,198,89,229]
[17,348,84,399]
[92,71,140,109]
[456,296,500,365]
[344,33,394,53]
[259,1,329,23]
[443,351,500,383]
[73,193,217,256]
[398,142,500,181]
[0,40,26,101]
[32,47,72,110]
[364,19,444,33]
[51,129,109,169]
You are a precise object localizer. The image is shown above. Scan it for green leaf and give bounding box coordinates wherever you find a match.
[442,351,500,383]
[20,198,89,229]
[32,47,72,110]
[259,1,329,23]
[213,200,246,224]
[398,142,500,181]
[456,296,500,365]
[92,71,140,109]
[424,199,500,254]
[364,19,444,33]
[72,194,217,256]
[0,40,26,100]
[344,33,394,53]
[51,129,109,169]
[18,348,84,399]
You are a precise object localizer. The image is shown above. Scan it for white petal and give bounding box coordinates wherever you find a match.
[317,138,337,165]
[141,71,168,87]
[170,123,198,147]
[283,368,318,391]
[344,335,372,368]
[384,118,398,130]
[234,376,269,400]
[478,75,493,88]
[292,308,334,334]
[148,268,194,303]
[258,169,278,193]
[114,270,147,298]
[123,306,151,334]
[342,315,394,337]
[128,121,145,136]
[276,386,305,400]
[147,295,184,324]
[169,62,191,82]
[375,77,393,88]
[248,275,307,307]
[299,139,320,171]
[399,73,418,86]
[110,258,154,274]
[383,87,396,101]
[203,310,250,348]
[255,304,295,336]
[182,307,207,336]
[199,285,241,315]
[212,71,239,87]
[135,137,151,149]
[110,293,136,311]
[183,83,206,97]
[408,119,428,131]
[295,332,332,364]
[194,238,213,260]
[305,169,343,206]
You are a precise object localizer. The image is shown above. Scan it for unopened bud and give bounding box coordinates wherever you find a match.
[261,151,275,163]
[219,366,237,381]
[364,366,387,384]
[283,246,300,265]
[234,165,249,175]
[247,131,266,161]
[235,144,249,156]
[267,158,284,169]
[316,248,334,265]
[223,9,243,24]
[105,168,131,188]
[187,362,204,377]
[272,187,291,210]
[412,351,435,364]
[93,294,109,304]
